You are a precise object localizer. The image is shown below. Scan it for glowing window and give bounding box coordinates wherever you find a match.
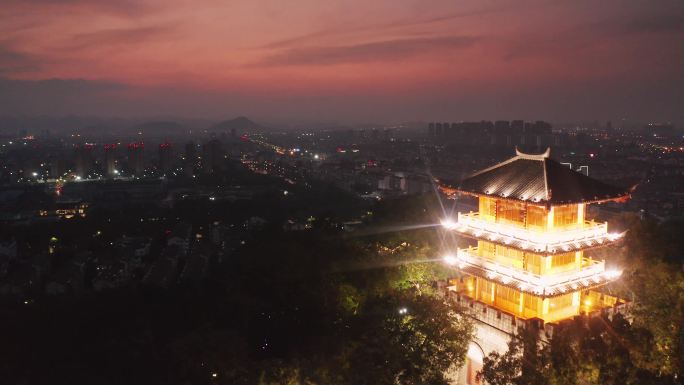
[524,253,542,274]
[526,205,547,229]
[479,197,497,219]
[525,294,540,311]
[549,293,573,309]
[497,200,526,225]
[553,205,578,228]
[496,285,520,304]
[551,252,575,267]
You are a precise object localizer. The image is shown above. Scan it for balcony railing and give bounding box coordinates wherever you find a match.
[446,212,622,253]
[453,247,619,296]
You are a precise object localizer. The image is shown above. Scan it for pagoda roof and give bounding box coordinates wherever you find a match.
[445,148,631,205]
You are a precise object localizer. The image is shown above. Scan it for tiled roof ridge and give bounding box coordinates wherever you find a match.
[468,147,550,180]
[543,157,550,201]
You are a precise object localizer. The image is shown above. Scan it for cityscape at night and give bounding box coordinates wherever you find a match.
[0,1,683,385]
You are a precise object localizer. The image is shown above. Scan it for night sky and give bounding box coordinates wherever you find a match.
[1,0,682,123]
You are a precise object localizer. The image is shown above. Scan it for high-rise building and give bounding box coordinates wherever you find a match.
[184,141,197,177]
[103,143,117,177]
[74,144,95,178]
[202,139,223,174]
[440,148,630,384]
[528,120,552,135]
[158,141,172,175]
[510,120,524,134]
[127,142,144,176]
[494,120,510,134]
[646,122,675,138]
[49,157,65,179]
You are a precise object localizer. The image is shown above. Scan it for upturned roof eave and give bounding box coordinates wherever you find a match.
[442,187,631,206]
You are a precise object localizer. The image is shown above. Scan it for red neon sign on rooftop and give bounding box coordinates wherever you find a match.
[127,142,144,149]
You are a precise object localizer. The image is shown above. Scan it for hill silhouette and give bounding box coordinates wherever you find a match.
[209,116,261,132]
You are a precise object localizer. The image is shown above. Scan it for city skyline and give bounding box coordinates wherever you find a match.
[0,0,682,123]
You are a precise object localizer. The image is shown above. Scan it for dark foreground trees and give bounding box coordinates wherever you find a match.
[480,314,676,385]
[0,228,472,385]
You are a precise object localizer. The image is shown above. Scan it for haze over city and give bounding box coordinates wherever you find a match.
[1,0,682,123]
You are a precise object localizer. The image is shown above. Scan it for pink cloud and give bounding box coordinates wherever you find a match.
[0,0,681,122]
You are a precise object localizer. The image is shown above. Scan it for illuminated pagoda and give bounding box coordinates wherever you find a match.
[439,149,630,384]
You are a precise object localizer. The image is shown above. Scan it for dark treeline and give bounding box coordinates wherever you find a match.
[0,194,473,385]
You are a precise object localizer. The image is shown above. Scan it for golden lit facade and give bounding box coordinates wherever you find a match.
[441,149,628,324]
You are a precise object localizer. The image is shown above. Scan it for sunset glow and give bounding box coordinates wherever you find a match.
[1,0,682,121]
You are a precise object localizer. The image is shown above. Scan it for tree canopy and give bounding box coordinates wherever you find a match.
[0,195,473,385]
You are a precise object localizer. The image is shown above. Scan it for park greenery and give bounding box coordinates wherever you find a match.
[0,193,473,384]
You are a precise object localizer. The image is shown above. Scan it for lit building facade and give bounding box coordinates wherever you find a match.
[440,149,630,385]
[127,142,145,176]
[74,144,95,178]
[104,143,118,177]
[159,141,172,175]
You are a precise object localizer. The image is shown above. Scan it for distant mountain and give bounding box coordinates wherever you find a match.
[209,116,261,132]
[135,121,189,136]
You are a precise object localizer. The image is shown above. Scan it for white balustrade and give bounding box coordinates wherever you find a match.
[454,247,616,295]
[447,212,621,252]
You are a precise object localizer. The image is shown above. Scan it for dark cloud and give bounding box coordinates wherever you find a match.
[257,35,480,66]
[390,5,511,29]
[262,6,502,50]
[503,9,684,62]
[0,77,128,116]
[2,0,152,17]
[63,25,175,51]
[0,43,42,74]
[620,12,684,34]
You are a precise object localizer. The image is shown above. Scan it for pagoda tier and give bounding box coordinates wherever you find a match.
[449,245,620,297]
[446,274,622,324]
[444,211,624,254]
